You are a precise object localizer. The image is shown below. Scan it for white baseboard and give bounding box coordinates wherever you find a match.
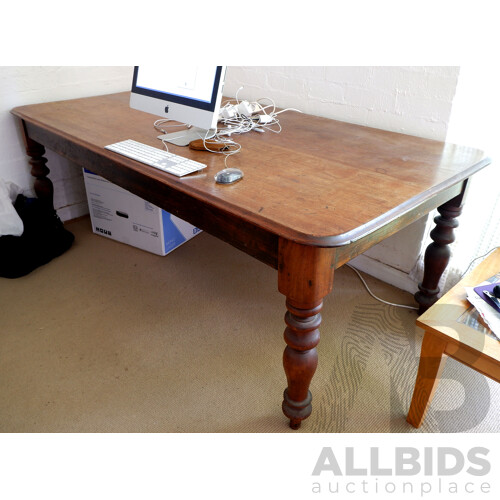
[348,254,418,295]
[57,202,89,223]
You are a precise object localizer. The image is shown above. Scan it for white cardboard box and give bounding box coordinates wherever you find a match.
[83,169,201,255]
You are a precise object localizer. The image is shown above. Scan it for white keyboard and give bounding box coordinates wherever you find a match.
[105,139,207,177]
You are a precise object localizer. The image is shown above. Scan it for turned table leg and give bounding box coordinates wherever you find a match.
[20,120,54,210]
[278,239,335,429]
[414,182,468,314]
[282,298,322,429]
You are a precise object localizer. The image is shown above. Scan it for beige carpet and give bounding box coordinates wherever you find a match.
[1,217,498,433]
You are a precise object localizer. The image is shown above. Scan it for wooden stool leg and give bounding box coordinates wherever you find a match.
[407,331,448,428]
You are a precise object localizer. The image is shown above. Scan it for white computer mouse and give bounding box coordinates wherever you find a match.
[214,168,244,184]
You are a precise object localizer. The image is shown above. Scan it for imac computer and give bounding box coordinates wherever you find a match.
[130,66,226,146]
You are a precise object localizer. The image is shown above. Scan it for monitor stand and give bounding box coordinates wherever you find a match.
[157,127,217,147]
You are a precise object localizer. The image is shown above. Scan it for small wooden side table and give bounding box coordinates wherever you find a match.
[407,249,500,428]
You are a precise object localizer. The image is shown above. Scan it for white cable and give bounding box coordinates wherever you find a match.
[154,118,191,134]
[154,118,193,152]
[200,128,242,169]
[235,86,244,104]
[459,246,500,279]
[348,246,500,311]
[153,88,301,166]
[256,97,276,114]
[274,107,304,115]
[346,264,419,311]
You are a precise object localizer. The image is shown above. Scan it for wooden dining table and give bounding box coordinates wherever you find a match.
[11,92,491,429]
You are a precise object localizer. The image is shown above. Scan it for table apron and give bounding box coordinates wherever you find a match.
[22,121,279,269]
[333,182,465,269]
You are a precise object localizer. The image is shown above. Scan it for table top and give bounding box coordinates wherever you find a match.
[417,249,500,362]
[12,92,490,247]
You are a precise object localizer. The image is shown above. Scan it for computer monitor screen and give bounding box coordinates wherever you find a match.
[130,66,225,145]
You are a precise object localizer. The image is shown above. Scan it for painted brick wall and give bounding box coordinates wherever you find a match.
[0,66,133,220]
[224,66,459,140]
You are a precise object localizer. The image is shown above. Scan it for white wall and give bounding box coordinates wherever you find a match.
[0,66,133,220]
[0,66,460,291]
[225,66,458,140]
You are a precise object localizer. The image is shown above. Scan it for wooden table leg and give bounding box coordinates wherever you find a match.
[414,181,468,314]
[278,239,335,429]
[407,331,448,428]
[282,298,322,429]
[20,120,54,210]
